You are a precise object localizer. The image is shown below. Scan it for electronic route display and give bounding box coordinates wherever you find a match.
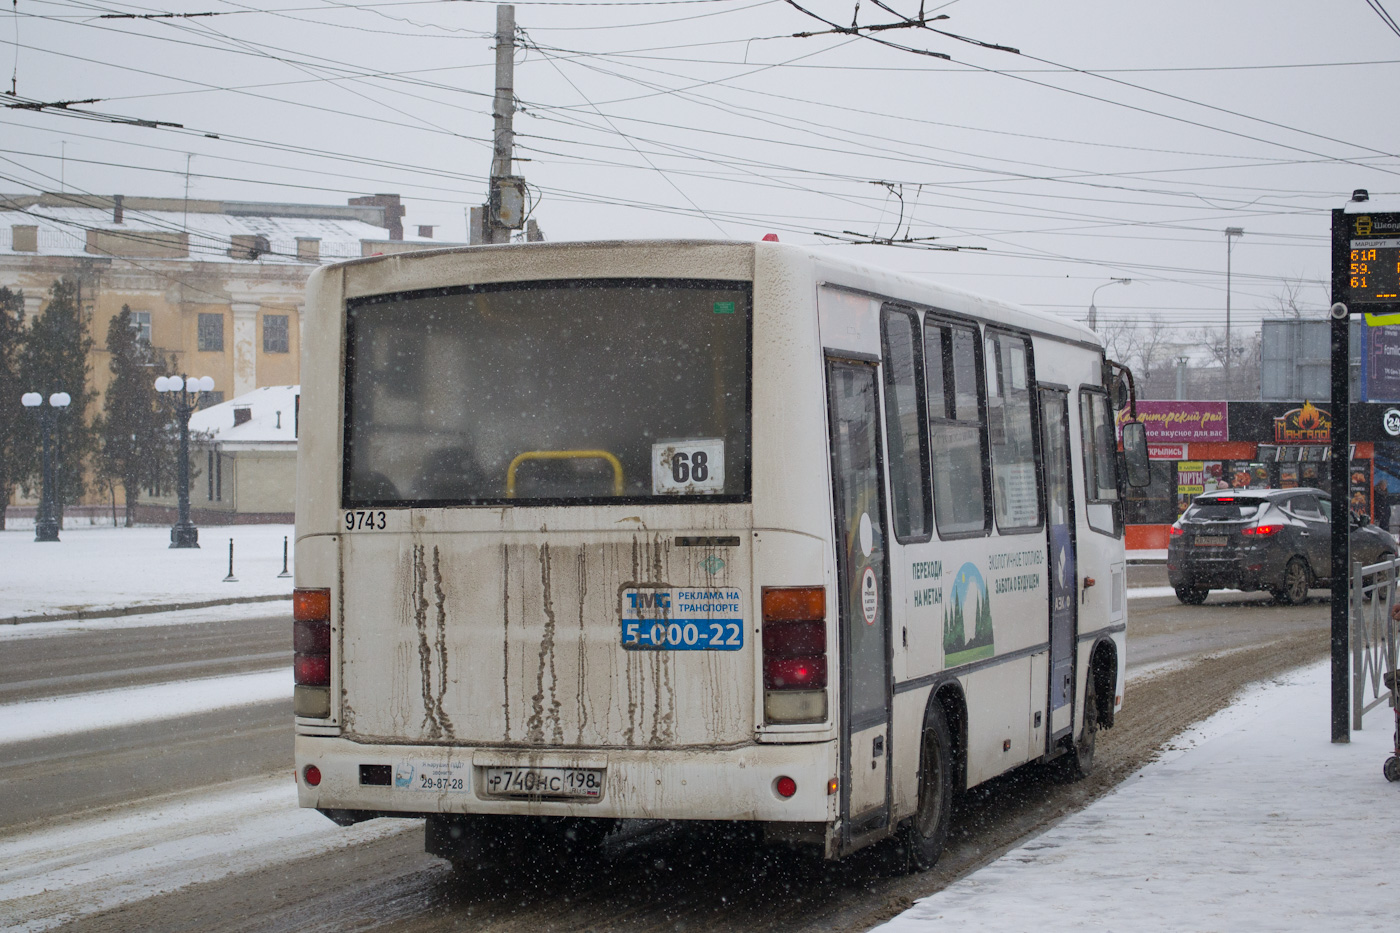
[1333,208,1400,319]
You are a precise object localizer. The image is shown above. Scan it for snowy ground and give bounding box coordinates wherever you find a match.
[0,524,294,619]
[4,531,1394,930]
[0,776,413,932]
[876,660,1400,933]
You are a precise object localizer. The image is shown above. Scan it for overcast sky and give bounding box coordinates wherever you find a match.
[3,0,1397,338]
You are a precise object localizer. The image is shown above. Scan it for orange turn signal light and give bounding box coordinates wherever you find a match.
[293,587,331,622]
[762,586,825,622]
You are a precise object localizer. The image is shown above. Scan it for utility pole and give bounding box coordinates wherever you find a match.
[470,5,543,245]
[1224,227,1244,397]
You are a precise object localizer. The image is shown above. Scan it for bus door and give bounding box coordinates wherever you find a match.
[1040,387,1078,746]
[825,356,892,844]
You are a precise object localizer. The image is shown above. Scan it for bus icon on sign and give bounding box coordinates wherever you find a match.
[1357,216,1373,236]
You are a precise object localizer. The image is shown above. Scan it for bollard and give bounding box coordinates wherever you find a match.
[223,538,239,583]
[278,535,292,579]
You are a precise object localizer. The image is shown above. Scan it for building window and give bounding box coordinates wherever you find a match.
[129,311,151,345]
[198,313,224,352]
[263,314,289,354]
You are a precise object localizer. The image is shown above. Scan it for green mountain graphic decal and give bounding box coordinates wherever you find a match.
[943,561,994,665]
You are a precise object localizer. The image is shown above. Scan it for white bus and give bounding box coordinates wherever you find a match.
[292,239,1149,868]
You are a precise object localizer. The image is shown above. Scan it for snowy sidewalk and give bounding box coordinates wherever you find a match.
[0,524,294,621]
[876,660,1399,933]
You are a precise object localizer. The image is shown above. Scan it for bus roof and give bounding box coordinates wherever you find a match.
[323,238,1102,350]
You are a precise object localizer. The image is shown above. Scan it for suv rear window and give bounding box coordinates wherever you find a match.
[343,278,752,506]
[1183,500,1262,521]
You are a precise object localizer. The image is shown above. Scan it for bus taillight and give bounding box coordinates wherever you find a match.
[293,587,332,718]
[762,587,828,724]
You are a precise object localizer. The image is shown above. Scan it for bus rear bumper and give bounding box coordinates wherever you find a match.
[295,735,839,823]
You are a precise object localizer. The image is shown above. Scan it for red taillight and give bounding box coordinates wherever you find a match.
[1242,524,1283,537]
[295,653,331,686]
[762,587,826,693]
[765,655,828,689]
[294,587,331,688]
[294,618,331,652]
[763,618,825,655]
[775,775,797,798]
[1170,526,1183,536]
[303,764,322,786]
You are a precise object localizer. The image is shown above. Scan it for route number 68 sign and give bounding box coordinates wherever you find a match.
[652,438,726,495]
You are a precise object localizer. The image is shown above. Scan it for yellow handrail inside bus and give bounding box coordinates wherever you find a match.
[506,450,625,497]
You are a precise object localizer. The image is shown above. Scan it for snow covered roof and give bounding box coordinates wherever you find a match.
[0,196,457,263]
[189,385,300,448]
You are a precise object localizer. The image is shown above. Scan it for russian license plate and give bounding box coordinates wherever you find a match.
[1194,535,1229,547]
[483,767,604,798]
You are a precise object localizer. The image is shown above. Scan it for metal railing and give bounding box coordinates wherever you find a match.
[1351,557,1400,729]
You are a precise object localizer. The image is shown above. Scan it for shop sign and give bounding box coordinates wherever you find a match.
[1273,400,1331,444]
[1177,461,1205,496]
[1148,443,1187,460]
[1118,401,1228,443]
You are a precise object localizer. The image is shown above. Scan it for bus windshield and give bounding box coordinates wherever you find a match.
[343,278,751,506]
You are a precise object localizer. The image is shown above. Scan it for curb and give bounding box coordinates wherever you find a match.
[2,593,291,626]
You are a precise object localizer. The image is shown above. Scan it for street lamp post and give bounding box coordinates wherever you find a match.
[156,374,214,549]
[1087,277,1132,331]
[20,391,71,542]
[1224,227,1245,397]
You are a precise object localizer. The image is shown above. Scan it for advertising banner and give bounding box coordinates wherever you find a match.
[1368,325,1400,401]
[1119,401,1229,443]
[1273,401,1331,444]
[1176,461,1205,496]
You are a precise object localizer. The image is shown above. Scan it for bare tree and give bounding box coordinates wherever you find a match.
[1269,277,1326,319]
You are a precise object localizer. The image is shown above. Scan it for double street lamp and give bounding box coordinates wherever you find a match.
[156,374,215,549]
[20,391,71,542]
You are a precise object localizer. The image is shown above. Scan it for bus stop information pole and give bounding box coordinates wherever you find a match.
[1330,195,1400,742]
[1329,292,1349,744]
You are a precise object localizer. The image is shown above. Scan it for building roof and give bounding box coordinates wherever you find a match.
[189,385,300,448]
[0,193,458,263]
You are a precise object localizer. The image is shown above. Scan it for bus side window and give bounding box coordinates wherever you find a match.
[924,319,990,537]
[1079,388,1121,537]
[881,305,932,542]
[985,332,1041,533]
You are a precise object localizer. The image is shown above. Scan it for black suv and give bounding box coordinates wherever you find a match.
[1167,488,1396,605]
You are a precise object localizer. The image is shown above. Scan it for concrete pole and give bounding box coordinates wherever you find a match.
[1224,228,1244,398]
[490,4,516,244]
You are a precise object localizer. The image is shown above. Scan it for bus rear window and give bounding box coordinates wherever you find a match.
[343,279,751,506]
[1183,501,1261,521]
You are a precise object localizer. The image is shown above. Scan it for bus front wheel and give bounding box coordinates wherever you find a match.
[903,703,953,871]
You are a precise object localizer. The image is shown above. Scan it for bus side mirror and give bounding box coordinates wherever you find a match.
[1110,373,1131,410]
[1121,422,1151,488]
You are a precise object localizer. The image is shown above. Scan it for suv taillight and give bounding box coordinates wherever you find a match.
[762,587,827,724]
[1242,524,1283,537]
[293,587,332,718]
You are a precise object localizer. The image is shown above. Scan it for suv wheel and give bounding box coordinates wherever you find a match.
[1174,585,1208,605]
[1274,557,1311,605]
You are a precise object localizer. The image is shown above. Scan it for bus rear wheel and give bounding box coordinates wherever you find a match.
[903,703,953,871]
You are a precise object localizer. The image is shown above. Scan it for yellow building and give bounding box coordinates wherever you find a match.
[1,192,454,509]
